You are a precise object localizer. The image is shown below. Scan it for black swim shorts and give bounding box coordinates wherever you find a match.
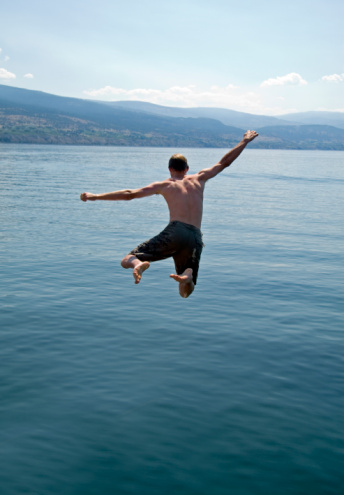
[129,221,204,284]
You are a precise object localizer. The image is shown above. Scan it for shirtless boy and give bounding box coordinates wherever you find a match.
[80,130,258,298]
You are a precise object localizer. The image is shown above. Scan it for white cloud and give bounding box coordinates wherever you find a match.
[0,68,16,79]
[260,72,307,87]
[82,83,308,115]
[24,73,34,79]
[0,48,10,62]
[321,73,344,83]
[83,84,266,112]
[315,107,344,112]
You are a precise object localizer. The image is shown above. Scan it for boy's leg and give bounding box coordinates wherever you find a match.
[170,268,194,298]
[121,254,150,284]
[122,223,177,286]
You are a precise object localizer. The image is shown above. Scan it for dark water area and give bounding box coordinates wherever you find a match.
[0,145,343,494]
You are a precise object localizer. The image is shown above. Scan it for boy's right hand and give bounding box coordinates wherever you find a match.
[80,192,97,201]
[243,130,259,142]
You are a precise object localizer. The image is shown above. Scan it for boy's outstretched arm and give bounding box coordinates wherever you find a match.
[198,130,258,182]
[80,181,167,202]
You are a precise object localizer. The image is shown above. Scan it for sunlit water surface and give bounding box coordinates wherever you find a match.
[0,145,343,494]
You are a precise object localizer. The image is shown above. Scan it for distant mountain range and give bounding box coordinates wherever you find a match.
[103,100,344,130]
[0,85,343,149]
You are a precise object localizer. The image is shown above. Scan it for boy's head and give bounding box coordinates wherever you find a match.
[168,154,189,173]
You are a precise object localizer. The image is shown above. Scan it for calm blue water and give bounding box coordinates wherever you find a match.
[0,145,343,495]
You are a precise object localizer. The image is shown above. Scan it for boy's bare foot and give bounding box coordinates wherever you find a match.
[170,268,194,298]
[133,261,150,284]
[170,268,193,284]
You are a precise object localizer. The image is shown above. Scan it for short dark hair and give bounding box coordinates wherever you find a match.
[168,154,188,172]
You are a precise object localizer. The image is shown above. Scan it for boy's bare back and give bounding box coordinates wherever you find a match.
[159,174,205,229]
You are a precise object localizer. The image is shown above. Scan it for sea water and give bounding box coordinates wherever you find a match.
[0,145,343,495]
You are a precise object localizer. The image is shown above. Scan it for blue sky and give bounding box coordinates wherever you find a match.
[1,0,343,115]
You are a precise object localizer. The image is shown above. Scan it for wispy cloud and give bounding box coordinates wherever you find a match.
[0,68,16,79]
[0,48,10,62]
[260,72,307,87]
[24,73,34,79]
[321,73,344,83]
[83,84,269,112]
[315,106,344,112]
[84,84,235,102]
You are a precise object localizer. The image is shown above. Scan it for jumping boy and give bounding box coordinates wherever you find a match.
[80,130,258,298]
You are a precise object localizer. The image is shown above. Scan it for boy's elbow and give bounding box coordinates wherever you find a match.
[124,189,136,200]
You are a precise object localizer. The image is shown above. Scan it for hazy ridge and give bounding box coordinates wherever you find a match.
[1,85,343,149]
